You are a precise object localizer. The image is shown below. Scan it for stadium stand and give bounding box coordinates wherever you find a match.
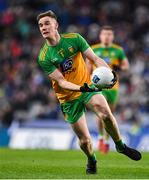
[0,0,148,130]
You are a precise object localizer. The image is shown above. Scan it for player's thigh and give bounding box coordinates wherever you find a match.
[71,113,91,140]
[86,93,111,116]
[61,98,85,124]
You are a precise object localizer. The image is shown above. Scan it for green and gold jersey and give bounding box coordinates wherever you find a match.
[38,33,91,103]
[92,43,127,90]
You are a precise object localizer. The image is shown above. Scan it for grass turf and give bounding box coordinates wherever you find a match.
[0,148,148,179]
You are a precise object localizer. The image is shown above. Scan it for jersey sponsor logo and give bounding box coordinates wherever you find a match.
[60,58,73,72]
[64,67,76,75]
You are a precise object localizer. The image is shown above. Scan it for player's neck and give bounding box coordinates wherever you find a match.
[101,43,113,48]
[46,32,61,46]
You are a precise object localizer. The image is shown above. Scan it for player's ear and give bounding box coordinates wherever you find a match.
[55,22,59,29]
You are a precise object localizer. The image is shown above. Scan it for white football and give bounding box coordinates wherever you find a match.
[91,66,114,88]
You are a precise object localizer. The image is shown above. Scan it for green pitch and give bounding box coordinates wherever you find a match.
[0,148,148,179]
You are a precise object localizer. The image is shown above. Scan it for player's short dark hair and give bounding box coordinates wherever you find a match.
[37,10,57,22]
[100,25,114,33]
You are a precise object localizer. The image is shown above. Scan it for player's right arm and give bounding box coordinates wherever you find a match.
[38,58,97,92]
[48,68,81,91]
[49,69,98,92]
[38,54,82,91]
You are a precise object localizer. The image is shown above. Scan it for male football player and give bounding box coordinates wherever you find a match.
[37,11,141,174]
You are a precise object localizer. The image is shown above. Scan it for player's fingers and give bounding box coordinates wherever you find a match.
[112,70,118,83]
[84,83,88,88]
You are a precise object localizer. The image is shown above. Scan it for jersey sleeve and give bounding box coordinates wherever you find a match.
[77,34,90,52]
[38,58,57,75]
[119,48,127,61]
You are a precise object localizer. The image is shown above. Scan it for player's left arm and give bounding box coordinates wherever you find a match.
[83,47,111,69]
[83,47,118,88]
[77,33,117,87]
[76,34,110,69]
[85,58,93,74]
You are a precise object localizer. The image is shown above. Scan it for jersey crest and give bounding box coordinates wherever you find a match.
[68,46,74,53]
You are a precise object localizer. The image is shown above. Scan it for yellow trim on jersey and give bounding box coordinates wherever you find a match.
[91,43,123,50]
[61,33,77,38]
[91,43,101,49]
[39,44,48,61]
[111,44,123,50]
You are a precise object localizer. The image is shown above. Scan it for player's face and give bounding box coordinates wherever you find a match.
[99,30,114,45]
[38,16,58,39]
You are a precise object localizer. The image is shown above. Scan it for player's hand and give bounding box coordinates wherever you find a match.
[112,65,121,72]
[80,83,101,92]
[103,70,118,89]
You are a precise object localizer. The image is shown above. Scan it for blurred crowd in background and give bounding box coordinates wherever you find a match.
[0,0,149,128]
